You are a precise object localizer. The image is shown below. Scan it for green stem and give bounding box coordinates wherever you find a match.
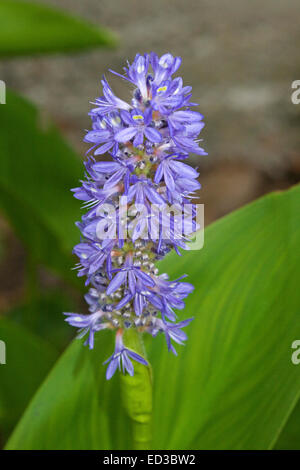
[120,328,153,450]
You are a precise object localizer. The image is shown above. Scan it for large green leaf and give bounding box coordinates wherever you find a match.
[0,90,82,284]
[0,318,58,445]
[273,398,300,449]
[0,0,116,57]
[149,183,300,450]
[5,184,300,450]
[6,331,131,450]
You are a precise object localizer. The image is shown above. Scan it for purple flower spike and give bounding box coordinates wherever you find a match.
[65,53,206,379]
[104,331,148,380]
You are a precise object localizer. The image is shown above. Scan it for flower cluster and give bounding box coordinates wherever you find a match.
[65,53,206,379]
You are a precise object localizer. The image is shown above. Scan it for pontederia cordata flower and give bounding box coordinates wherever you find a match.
[64,52,206,380]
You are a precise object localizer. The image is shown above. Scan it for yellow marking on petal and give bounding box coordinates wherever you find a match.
[157,86,167,93]
[133,114,144,121]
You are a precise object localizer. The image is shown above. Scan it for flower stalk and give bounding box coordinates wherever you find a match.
[120,328,152,449]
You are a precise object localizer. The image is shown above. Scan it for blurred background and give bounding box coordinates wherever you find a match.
[2,0,300,220]
[0,0,299,447]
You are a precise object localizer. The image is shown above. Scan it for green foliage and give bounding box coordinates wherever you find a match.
[5,184,300,449]
[0,318,58,444]
[0,0,116,58]
[0,91,82,285]
[8,288,78,348]
[6,331,131,450]
[149,184,300,450]
[274,399,300,449]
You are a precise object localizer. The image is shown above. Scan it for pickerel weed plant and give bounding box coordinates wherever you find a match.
[64,53,206,384]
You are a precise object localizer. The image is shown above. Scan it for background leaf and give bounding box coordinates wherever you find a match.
[0,0,116,58]
[273,398,300,449]
[5,184,300,450]
[0,318,58,445]
[0,90,82,285]
[5,331,131,450]
[149,183,300,450]
[7,288,79,348]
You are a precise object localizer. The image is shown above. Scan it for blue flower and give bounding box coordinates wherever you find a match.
[150,52,181,85]
[167,110,204,136]
[107,253,155,296]
[170,175,201,204]
[122,175,166,206]
[150,78,185,114]
[109,54,150,101]
[115,109,162,146]
[73,241,106,276]
[104,331,148,380]
[90,76,131,116]
[92,159,133,194]
[64,310,109,349]
[147,275,194,321]
[84,113,122,156]
[153,318,193,355]
[154,154,199,192]
[124,54,150,100]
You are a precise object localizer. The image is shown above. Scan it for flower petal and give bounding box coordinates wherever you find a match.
[127,349,148,366]
[105,357,119,380]
[115,127,137,143]
[144,127,162,143]
[106,271,127,295]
